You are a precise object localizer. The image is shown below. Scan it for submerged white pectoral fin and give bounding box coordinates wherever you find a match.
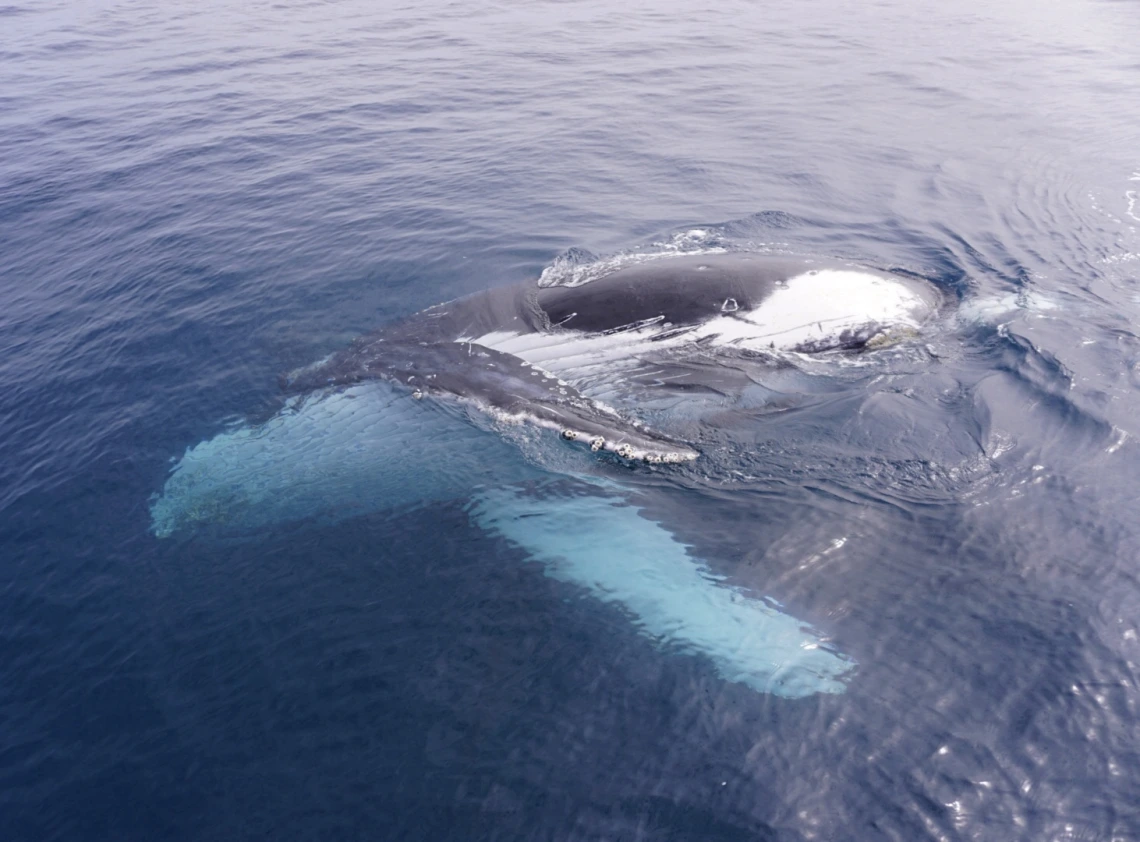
[149,366,852,697]
[149,382,545,538]
[148,348,696,540]
[470,485,854,697]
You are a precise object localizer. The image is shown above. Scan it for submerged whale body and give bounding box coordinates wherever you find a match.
[152,253,941,697]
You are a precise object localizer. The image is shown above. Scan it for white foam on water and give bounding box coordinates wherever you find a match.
[957,291,1060,324]
[538,243,729,288]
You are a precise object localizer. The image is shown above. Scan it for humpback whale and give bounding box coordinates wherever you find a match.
[151,253,940,697]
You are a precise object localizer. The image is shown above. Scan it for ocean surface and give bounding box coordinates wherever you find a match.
[3,1,1140,839]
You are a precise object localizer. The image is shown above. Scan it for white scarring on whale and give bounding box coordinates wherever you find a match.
[150,252,941,697]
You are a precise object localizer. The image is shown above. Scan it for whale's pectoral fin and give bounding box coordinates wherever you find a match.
[470,483,855,698]
[299,338,700,464]
[389,342,700,463]
[149,381,548,539]
[151,339,695,540]
[500,390,700,464]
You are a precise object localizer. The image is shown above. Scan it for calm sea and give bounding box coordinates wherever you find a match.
[3,1,1140,839]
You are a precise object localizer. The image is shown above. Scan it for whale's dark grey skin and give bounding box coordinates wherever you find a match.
[151,252,941,698]
[534,253,821,332]
[284,253,940,462]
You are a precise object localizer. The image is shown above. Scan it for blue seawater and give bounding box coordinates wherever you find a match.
[2,0,1140,839]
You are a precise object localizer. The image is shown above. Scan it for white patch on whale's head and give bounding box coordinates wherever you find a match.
[692,269,937,350]
[467,268,939,382]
